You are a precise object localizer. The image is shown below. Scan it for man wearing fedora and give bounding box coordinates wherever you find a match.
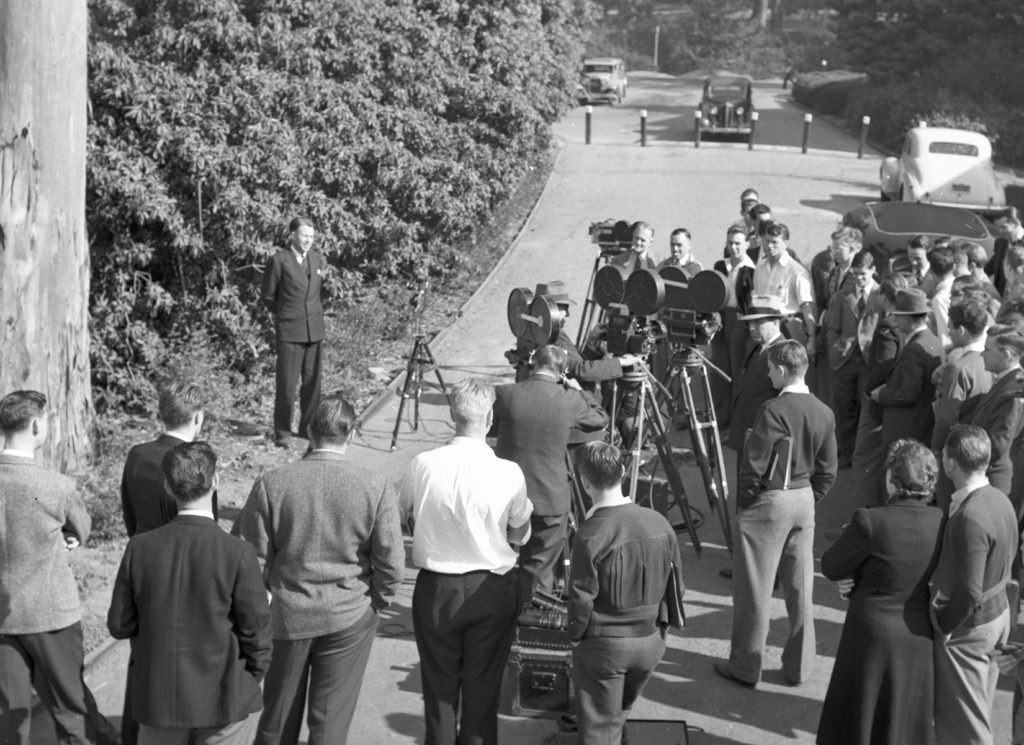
[728,296,787,452]
[869,288,943,452]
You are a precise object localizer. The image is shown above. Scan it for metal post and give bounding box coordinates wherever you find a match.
[858,115,871,159]
[653,26,660,70]
[585,105,592,145]
[693,109,702,148]
[748,111,759,151]
[919,119,927,128]
[640,109,647,147]
[821,59,828,71]
[802,113,812,154]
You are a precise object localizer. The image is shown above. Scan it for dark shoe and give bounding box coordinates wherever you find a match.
[714,661,756,689]
[719,567,733,579]
[274,437,290,448]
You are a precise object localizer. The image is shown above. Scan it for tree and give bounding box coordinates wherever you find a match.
[0,0,92,470]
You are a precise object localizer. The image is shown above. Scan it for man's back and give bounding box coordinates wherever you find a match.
[878,328,943,444]
[121,434,182,536]
[0,454,89,634]
[493,378,607,514]
[108,516,272,728]
[234,453,404,639]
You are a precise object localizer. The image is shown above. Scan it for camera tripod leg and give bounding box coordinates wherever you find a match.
[417,337,452,408]
[390,348,422,450]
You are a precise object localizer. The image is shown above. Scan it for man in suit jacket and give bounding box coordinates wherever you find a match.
[970,326,1024,495]
[491,345,609,599]
[931,297,993,452]
[262,216,326,447]
[716,341,837,687]
[712,226,755,428]
[108,441,272,745]
[119,380,216,745]
[233,394,405,745]
[608,221,658,275]
[728,296,786,451]
[870,289,943,449]
[985,206,1024,297]
[825,249,877,466]
[0,391,97,745]
[931,425,1017,745]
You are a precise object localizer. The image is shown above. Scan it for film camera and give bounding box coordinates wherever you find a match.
[589,219,636,256]
[592,265,727,356]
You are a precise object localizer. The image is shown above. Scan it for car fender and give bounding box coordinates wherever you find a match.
[880,157,901,198]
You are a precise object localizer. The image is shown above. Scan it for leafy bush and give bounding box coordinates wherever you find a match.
[791,70,868,115]
[87,0,593,408]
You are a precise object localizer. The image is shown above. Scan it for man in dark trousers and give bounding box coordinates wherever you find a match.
[869,288,943,450]
[491,344,609,599]
[568,441,684,744]
[108,441,272,745]
[931,425,1017,745]
[716,341,837,687]
[400,378,533,745]
[728,295,786,451]
[234,394,405,745]
[0,391,100,745]
[262,216,325,447]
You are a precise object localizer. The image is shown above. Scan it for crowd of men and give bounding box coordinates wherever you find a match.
[5,198,1024,745]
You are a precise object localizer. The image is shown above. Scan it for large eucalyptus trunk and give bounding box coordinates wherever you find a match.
[0,0,92,471]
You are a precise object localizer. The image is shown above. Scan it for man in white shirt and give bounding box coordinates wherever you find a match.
[752,222,817,359]
[400,378,533,745]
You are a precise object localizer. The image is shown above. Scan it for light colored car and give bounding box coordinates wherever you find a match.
[880,127,1006,213]
[576,57,627,105]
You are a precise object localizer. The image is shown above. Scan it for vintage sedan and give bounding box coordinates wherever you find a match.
[696,76,755,142]
[576,57,627,105]
[880,127,1006,213]
[842,201,997,275]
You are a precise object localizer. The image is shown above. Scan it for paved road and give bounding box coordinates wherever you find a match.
[59,73,1016,745]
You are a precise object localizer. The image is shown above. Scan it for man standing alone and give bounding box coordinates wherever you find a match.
[401,378,533,745]
[234,394,405,745]
[262,216,325,447]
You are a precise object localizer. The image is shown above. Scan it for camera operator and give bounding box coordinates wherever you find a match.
[491,345,609,601]
[609,222,658,274]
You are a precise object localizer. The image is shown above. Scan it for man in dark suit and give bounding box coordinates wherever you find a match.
[711,226,755,427]
[967,326,1024,493]
[608,221,658,275]
[0,391,100,745]
[234,394,405,745]
[108,441,272,745]
[870,289,943,449]
[931,425,1017,745]
[491,344,609,599]
[716,341,837,688]
[262,216,326,447]
[728,295,786,451]
[986,206,1024,297]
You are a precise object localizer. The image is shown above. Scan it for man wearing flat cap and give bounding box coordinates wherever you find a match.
[728,296,787,451]
[869,288,943,451]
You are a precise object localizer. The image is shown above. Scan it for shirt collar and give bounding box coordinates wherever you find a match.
[177,508,215,520]
[760,250,791,268]
[780,383,810,394]
[451,435,492,450]
[995,364,1022,383]
[904,326,926,344]
[291,246,309,264]
[0,448,34,459]
[761,330,784,347]
[585,494,632,519]
[731,254,755,270]
[950,476,990,516]
[962,338,987,354]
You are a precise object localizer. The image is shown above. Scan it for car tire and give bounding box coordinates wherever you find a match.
[880,190,891,202]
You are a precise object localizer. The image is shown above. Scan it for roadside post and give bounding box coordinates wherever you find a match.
[748,111,759,151]
[858,115,871,159]
[802,113,812,154]
[640,110,647,147]
[585,105,592,145]
[694,110,701,148]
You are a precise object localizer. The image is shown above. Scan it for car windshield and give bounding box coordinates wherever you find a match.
[929,142,979,157]
[584,65,614,74]
[709,84,746,97]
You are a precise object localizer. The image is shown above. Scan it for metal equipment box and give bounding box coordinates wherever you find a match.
[506,645,573,718]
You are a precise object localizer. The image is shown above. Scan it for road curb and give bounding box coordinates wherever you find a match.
[84,634,122,671]
[357,144,567,425]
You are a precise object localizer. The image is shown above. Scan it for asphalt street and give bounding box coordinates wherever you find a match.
[54,72,1017,745]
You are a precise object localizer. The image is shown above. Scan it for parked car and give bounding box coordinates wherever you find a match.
[880,127,1006,213]
[842,201,997,275]
[576,57,627,105]
[696,76,755,142]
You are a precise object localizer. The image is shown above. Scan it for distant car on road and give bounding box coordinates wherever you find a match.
[880,127,1006,213]
[576,57,627,105]
[842,201,997,274]
[696,76,755,142]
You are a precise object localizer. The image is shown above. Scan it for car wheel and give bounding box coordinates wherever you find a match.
[880,190,891,202]
[898,185,905,201]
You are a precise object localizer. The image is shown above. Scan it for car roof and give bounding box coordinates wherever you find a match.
[706,76,752,86]
[584,57,624,65]
[906,127,993,154]
[845,202,992,241]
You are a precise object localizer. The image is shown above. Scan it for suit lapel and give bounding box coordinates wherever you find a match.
[288,251,310,288]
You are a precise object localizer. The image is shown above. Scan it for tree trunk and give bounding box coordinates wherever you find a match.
[769,0,785,30]
[752,0,770,27]
[0,0,92,471]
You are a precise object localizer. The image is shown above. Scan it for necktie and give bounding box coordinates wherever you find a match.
[856,293,865,316]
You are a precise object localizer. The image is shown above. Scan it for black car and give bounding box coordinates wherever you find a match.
[696,76,755,143]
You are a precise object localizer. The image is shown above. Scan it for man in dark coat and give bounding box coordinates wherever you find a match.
[969,326,1024,495]
[986,206,1024,297]
[262,216,326,447]
[491,344,609,599]
[234,394,405,745]
[931,425,1017,745]
[716,340,837,687]
[728,296,786,451]
[869,289,943,449]
[108,441,272,745]
[712,226,756,427]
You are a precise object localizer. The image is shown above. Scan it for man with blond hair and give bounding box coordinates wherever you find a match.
[401,378,533,745]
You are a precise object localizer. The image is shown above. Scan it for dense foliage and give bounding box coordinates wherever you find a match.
[87,0,593,409]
